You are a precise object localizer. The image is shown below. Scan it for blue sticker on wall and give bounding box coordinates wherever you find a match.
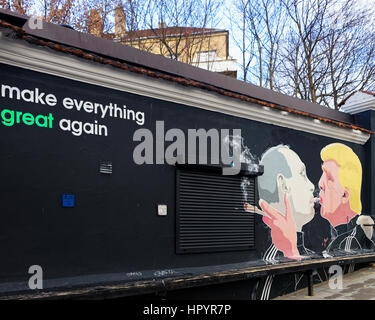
[62,194,75,208]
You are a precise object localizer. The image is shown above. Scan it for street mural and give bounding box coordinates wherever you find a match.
[244,143,375,299]
[245,142,375,261]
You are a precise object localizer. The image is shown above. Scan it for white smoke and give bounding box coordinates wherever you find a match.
[223,134,260,173]
[241,177,251,202]
[224,135,260,203]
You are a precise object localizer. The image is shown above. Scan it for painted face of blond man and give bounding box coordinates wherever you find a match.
[318,143,362,227]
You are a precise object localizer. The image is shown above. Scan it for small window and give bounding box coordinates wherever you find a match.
[176,168,257,254]
[196,50,217,62]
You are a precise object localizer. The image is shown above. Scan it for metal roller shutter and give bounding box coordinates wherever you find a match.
[176,169,257,254]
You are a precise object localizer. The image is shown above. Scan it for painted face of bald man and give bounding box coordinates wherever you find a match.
[278,148,315,226]
[258,146,315,232]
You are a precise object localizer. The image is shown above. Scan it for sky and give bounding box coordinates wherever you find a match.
[222,0,375,80]
[26,0,375,81]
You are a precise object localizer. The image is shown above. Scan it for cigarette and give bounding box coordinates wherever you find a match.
[244,203,269,218]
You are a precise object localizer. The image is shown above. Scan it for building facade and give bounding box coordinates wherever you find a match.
[112,7,237,78]
[0,9,375,300]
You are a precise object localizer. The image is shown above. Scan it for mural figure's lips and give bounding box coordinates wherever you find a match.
[309,196,315,209]
[319,195,323,204]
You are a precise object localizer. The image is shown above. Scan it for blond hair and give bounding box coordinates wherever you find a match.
[320,143,362,214]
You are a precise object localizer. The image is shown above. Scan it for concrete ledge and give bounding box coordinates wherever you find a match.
[2,253,375,300]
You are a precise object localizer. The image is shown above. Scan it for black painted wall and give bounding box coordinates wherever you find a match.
[0,63,368,292]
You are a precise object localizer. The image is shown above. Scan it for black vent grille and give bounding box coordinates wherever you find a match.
[176,169,256,254]
[99,161,112,174]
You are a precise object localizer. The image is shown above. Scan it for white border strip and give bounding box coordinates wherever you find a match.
[341,99,375,115]
[0,32,370,145]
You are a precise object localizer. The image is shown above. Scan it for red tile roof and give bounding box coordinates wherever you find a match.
[119,26,226,41]
[361,90,375,97]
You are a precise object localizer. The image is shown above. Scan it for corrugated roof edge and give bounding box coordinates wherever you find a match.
[0,8,369,133]
[338,90,375,109]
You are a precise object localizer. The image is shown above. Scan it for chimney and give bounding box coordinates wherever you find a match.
[88,9,103,37]
[115,6,126,37]
[158,21,167,29]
